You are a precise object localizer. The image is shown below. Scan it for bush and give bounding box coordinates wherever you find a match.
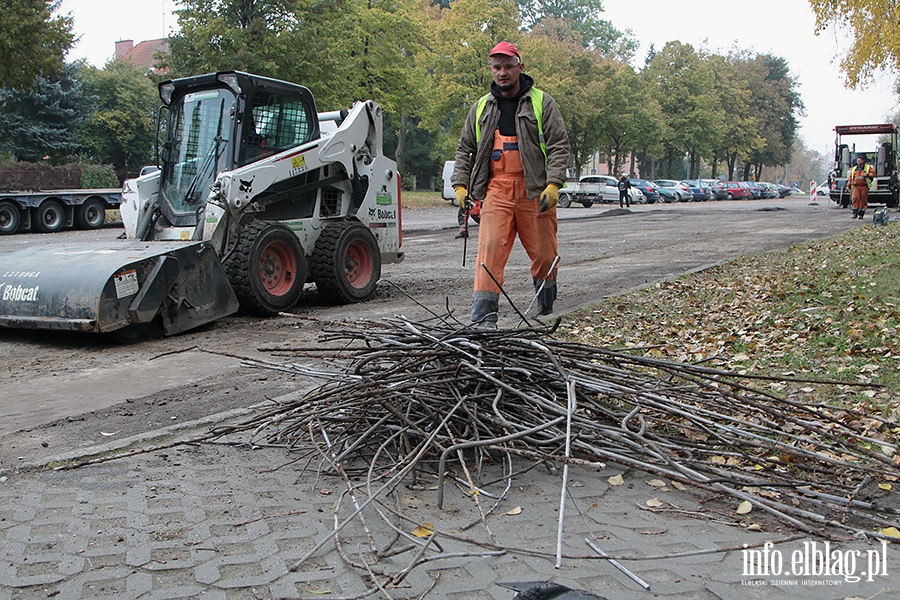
[80,164,119,188]
[0,160,119,190]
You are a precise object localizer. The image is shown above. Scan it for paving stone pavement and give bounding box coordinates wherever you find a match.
[0,415,896,600]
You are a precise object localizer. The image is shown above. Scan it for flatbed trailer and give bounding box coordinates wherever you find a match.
[0,188,122,235]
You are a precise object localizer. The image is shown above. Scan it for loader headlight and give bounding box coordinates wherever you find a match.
[159,81,176,106]
[216,72,241,95]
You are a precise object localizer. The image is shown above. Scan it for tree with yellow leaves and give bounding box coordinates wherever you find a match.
[808,0,900,87]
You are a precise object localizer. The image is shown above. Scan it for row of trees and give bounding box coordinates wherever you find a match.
[0,0,882,188]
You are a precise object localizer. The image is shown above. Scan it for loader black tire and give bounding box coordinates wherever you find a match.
[34,200,65,233]
[75,198,106,229]
[312,221,381,304]
[224,221,307,315]
[0,201,20,235]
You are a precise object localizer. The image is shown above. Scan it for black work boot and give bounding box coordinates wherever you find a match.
[533,278,557,317]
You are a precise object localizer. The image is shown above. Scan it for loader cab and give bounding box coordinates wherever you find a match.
[156,71,318,228]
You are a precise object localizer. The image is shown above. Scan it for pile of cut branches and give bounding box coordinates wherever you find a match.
[218,315,899,547]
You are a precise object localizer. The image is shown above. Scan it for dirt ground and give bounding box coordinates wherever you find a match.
[0,198,863,472]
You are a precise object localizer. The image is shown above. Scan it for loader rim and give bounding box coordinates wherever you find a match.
[312,221,381,303]
[0,201,20,235]
[259,238,297,296]
[224,221,307,315]
[343,238,375,288]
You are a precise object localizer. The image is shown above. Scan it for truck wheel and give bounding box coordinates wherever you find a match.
[558,193,572,209]
[0,201,20,235]
[75,198,106,229]
[34,200,65,233]
[225,221,307,315]
[312,221,381,303]
[581,197,594,208]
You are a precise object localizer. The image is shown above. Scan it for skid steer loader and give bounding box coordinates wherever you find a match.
[0,71,403,338]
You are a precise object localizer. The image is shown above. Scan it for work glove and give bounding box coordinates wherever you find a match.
[455,186,474,210]
[539,183,560,212]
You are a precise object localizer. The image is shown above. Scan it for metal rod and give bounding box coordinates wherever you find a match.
[522,255,560,323]
[555,379,576,569]
[585,538,651,590]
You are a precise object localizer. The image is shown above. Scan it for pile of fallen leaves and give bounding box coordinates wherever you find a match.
[567,221,900,432]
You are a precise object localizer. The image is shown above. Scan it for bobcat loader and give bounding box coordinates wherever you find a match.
[0,71,403,338]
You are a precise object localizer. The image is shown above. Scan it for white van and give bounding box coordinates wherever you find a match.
[441,160,456,203]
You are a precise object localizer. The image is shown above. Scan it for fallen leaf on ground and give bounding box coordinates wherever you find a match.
[411,524,434,537]
[736,500,753,514]
[608,474,624,486]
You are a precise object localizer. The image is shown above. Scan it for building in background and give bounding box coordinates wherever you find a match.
[114,39,169,74]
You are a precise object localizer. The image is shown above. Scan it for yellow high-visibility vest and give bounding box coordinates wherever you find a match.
[849,164,875,190]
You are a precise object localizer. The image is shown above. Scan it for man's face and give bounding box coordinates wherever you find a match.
[489,55,523,92]
[857,157,865,165]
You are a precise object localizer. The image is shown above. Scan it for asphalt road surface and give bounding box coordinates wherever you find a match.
[0,197,865,469]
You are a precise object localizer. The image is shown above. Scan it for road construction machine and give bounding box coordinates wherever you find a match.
[0,71,403,338]
[828,123,900,208]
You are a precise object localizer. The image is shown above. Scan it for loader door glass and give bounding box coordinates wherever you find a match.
[240,91,313,165]
[161,88,236,218]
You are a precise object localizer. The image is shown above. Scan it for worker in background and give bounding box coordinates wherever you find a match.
[454,198,481,238]
[849,155,875,219]
[451,41,570,328]
[617,174,631,208]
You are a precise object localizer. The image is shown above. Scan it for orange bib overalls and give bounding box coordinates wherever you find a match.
[471,130,559,324]
[850,165,872,215]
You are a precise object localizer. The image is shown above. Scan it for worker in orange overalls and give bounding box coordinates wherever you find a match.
[849,155,875,219]
[450,41,570,328]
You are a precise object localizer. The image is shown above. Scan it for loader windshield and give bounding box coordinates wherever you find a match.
[161,88,236,219]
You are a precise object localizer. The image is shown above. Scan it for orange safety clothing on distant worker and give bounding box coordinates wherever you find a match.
[849,162,875,215]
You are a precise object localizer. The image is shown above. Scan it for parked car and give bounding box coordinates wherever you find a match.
[700,179,729,200]
[743,181,763,199]
[680,179,713,201]
[654,179,692,202]
[571,175,643,205]
[757,182,777,199]
[441,160,456,204]
[721,181,752,200]
[558,175,606,208]
[629,178,660,204]
[774,184,791,198]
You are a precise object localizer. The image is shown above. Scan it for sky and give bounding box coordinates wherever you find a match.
[59,0,898,153]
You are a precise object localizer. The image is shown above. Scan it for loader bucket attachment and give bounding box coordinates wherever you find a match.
[0,241,239,336]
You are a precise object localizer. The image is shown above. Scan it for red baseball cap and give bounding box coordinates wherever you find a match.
[490,41,520,59]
